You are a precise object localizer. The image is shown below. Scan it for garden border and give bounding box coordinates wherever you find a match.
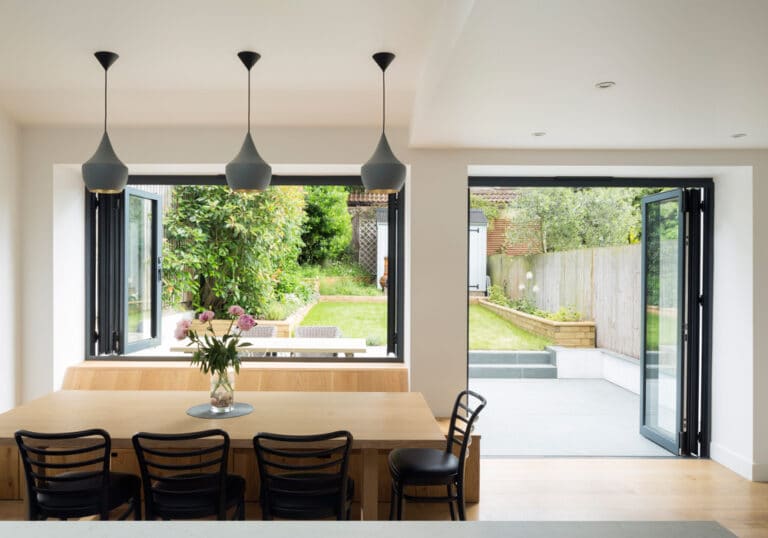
[478,299,595,347]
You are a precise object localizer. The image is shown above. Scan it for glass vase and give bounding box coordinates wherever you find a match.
[210,366,235,413]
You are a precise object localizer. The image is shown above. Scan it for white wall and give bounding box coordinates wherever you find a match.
[52,166,86,390]
[0,112,19,413]
[15,125,768,479]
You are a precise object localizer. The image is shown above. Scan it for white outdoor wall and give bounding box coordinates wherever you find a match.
[0,112,19,413]
[14,125,768,479]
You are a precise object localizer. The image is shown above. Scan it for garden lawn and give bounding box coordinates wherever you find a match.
[300,302,386,345]
[469,304,552,350]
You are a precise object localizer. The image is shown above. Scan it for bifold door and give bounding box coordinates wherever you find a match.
[640,189,703,455]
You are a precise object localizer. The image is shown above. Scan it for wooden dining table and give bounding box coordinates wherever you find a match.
[0,390,445,520]
[170,337,368,357]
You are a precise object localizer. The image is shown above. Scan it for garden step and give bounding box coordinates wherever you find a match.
[468,363,557,379]
[468,350,553,366]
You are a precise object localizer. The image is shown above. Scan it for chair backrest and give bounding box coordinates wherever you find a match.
[295,326,341,339]
[15,429,112,516]
[132,429,230,520]
[252,430,353,520]
[240,324,278,338]
[445,390,487,478]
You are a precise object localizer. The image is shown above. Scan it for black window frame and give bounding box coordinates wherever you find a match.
[85,174,405,363]
[467,175,714,458]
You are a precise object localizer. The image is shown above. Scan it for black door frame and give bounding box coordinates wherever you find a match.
[121,188,163,355]
[467,176,713,457]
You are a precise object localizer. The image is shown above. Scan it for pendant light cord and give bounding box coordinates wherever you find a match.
[247,68,251,134]
[381,70,386,134]
[103,68,108,133]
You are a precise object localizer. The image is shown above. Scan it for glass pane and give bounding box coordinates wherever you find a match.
[127,195,154,344]
[644,197,680,437]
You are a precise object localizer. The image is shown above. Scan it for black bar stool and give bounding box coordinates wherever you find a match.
[388,390,487,520]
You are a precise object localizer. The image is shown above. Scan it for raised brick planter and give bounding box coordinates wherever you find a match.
[478,299,596,348]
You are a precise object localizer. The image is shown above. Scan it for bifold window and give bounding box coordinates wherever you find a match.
[85,175,404,362]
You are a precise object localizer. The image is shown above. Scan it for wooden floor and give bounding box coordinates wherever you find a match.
[2,458,766,536]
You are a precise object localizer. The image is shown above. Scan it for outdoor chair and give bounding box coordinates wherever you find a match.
[252,430,354,520]
[293,325,342,357]
[239,324,278,357]
[15,428,141,521]
[387,390,487,521]
[132,429,245,520]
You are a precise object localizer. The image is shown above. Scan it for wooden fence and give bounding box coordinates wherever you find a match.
[488,245,641,358]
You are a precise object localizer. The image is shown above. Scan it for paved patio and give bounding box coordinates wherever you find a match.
[469,378,670,457]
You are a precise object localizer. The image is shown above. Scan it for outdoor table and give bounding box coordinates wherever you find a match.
[0,390,445,520]
[170,337,368,357]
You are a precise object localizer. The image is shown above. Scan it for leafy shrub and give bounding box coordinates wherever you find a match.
[508,296,539,314]
[261,296,305,321]
[548,306,583,322]
[487,285,511,307]
[486,285,583,321]
[299,186,352,264]
[162,185,306,317]
[366,334,384,346]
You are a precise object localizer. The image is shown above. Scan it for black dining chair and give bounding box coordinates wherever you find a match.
[388,389,487,521]
[15,428,141,521]
[132,429,245,520]
[252,430,354,520]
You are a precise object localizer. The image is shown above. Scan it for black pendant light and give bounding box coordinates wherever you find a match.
[361,52,406,194]
[82,51,128,193]
[225,51,272,192]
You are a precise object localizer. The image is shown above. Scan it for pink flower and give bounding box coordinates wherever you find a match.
[174,319,192,340]
[228,305,245,317]
[198,310,215,323]
[236,314,256,332]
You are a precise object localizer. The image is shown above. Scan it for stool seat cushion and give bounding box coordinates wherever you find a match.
[388,448,458,485]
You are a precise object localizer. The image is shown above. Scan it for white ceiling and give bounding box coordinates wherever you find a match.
[0,0,766,148]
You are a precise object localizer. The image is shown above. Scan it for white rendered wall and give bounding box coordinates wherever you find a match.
[15,126,768,479]
[51,166,86,390]
[0,112,19,413]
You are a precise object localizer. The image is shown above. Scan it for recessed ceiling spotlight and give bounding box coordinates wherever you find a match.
[595,81,616,89]
[731,133,747,138]
[532,132,547,137]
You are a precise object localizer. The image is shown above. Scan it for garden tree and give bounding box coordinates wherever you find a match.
[506,187,639,253]
[469,193,502,221]
[299,186,352,264]
[162,185,308,317]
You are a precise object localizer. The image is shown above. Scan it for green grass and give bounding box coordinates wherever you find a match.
[645,310,679,351]
[469,304,552,350]
[300,302,386,345]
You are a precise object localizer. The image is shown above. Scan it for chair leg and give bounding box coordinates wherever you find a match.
[133,495,142,520]
[447,484,456,521]
[388,483,397,520]
[396,483,404,521]
[456,481,466,521]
